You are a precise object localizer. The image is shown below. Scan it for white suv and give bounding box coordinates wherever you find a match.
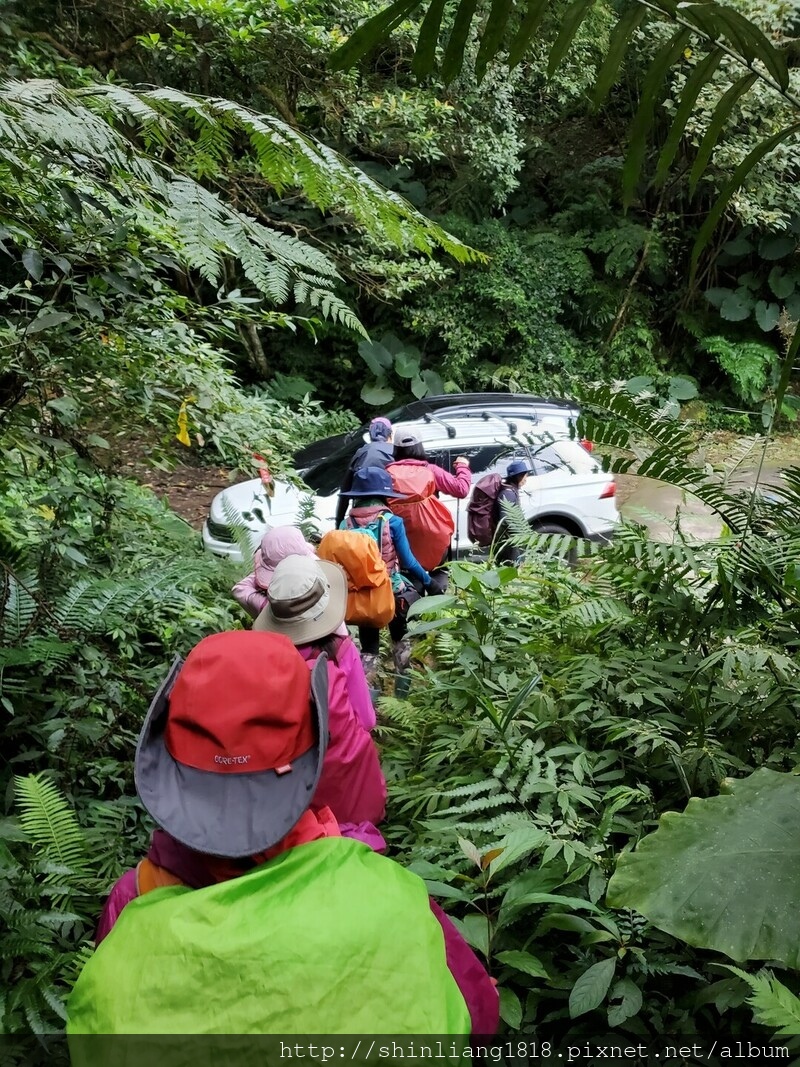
[202,411,619,561]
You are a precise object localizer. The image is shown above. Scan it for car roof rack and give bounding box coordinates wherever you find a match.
[422,411,457,438]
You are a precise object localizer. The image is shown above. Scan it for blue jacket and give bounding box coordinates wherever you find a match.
[336,442,394,525]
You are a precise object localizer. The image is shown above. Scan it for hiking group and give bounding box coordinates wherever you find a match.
[67,418,530,1037]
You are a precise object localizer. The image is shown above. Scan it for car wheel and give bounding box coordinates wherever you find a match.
[529,522,579,567]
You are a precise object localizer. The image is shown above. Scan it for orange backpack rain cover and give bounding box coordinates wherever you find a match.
[386,463,455,571]
[317,530,395,627]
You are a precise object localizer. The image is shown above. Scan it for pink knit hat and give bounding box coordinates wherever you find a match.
[253,527,315,591]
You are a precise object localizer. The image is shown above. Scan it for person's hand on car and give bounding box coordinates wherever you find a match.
[454,455,470,467]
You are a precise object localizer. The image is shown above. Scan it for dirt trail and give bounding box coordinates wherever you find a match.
[115,439,233,529]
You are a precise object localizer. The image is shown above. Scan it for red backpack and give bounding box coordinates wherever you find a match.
[466,473,504,547]
[386,462,454,571]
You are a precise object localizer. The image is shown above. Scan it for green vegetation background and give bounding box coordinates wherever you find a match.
[4,0,800,1043]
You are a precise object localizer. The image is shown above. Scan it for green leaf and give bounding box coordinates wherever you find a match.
[720,291,753,322]
[411,0,448,77]
[442,0,480,82]
[28,311,73,334]
[691,124,800,277]
[592,5,648,109]
[498,987,522,1029]
[330,0,422,71]
[569,958,616,1018]
[704,287,731,308]
[395,351,421,378]
[454,912,492,956]
[668,377,698,401]
[100,271,138,296]
[769,266,795,300]
[689,73,758,196]
[357,339,394,375]
[723,234,754,257]
[74,292,105,319]
[475,0,514,82]
[623,27,691,208]
[421,368,444,395]
[360,382,395,405]
[755,301,780,332]
[410,375,428,399]
[786,292,800,319]
[759,234,796,261]
[607,978,643,1027]
[709,4,789,90]
[625,375,654,394]
[653,48,724,188]
[588,865,607,904]
[22,247,44,281]
[509,0,549,67]
[495,949,549,979]
[548,0,597,78]
[607,769,800,968]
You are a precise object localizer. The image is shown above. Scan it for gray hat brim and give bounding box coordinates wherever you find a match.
[134,654,329,858]
[252,559,348,645]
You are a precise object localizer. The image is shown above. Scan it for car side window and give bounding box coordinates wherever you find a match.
[530,443,573,475]
[443,444,506,476]
[491,447,537,477]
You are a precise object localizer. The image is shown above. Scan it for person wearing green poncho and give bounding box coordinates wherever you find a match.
[67,630,498,1036]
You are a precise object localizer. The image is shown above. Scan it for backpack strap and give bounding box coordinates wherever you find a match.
[136,858,186,896]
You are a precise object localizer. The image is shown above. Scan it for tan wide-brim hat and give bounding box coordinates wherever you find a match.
[253,555,348,646]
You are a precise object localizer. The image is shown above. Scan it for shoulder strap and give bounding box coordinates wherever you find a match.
[136,858,186,896]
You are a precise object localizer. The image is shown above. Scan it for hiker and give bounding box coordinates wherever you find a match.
[233,534,374,732]
[386,434,471,588]
[339,465,434,683]
[253,555,386,841]
[494,460,534,564]
[231,525,315,618]
[68,630,499,1035]
[468,459,534,565]
[335,416,394,526]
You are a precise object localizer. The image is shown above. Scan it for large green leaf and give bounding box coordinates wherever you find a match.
[607,769,800,968]
[691,124,800,276]
[688,73,757,196]
[475,0,515,82]
[547,0,597,78]
[592,5,649,109]
[652,48,724,188]
[442,0,480,82]
[622,27,691,208]
[329,0,422,71]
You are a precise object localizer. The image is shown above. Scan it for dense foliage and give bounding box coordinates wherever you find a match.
[2,0,800,1046]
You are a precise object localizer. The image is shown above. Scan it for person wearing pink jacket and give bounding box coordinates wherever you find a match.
[254,554,386,849]
[231,526,315,619]
[232,527,375,731]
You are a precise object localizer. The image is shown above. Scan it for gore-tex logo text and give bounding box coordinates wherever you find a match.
[214,755,251,766]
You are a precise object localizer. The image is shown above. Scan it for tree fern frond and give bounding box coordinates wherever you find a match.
[14,774,89,877]
[0,570,38,640]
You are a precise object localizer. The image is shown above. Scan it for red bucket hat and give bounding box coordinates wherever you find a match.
[134,631,329,858]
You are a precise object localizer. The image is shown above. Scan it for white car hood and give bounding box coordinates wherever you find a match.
[209,478,338,534]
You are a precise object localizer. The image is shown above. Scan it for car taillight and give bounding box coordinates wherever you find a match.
[599,482,616,499]
[581,439,593,452]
